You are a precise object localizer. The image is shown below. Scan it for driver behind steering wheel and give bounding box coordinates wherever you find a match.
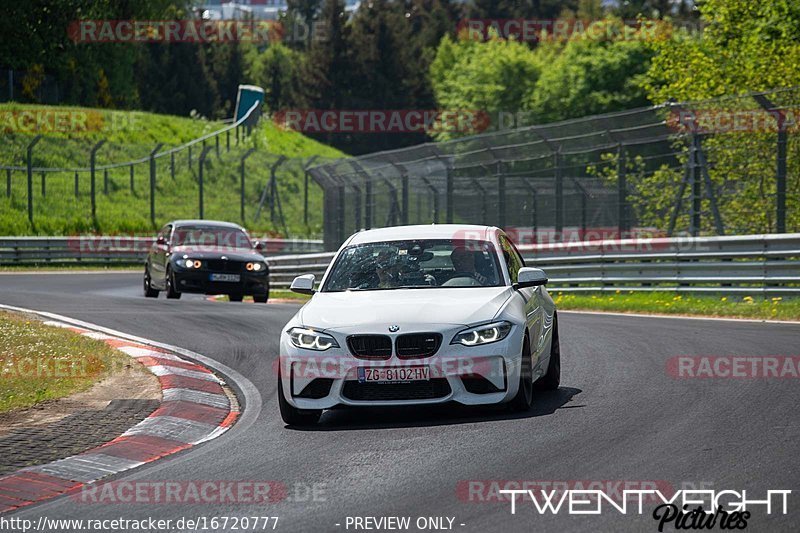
[449,246,490,285]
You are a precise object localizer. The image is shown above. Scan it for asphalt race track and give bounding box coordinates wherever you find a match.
[1,272,798,532]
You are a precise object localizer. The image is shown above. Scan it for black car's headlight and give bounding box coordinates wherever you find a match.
[451,321,512,346]
[288,327,339,351]
[246,262,266,272]
[177,257,202,269]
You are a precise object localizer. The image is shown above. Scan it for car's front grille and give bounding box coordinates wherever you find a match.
[295,378,334,399]
[341,379,451,401]
[205,260,243,272]
[347,335,392,360]
[395,333,442,359]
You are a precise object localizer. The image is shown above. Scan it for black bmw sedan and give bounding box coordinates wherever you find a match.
[143,220,270,302]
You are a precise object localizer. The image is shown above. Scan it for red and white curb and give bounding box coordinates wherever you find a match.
[0,316,240,514]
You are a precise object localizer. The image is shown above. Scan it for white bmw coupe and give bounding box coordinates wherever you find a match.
[278,224,560,425]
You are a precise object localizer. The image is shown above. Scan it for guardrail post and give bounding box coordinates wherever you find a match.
[89,140,105,220]
[170,152,175,180]
[40,172,45,197]
[240,148,255,223]
[188,145,192,168]
[6,169,10,197]
[226,130,230,152]
[401,173,409,225]
[74,171,79,197]
[130,165,135,193]
[26,135,42,225]
[215,135,220,159]
[617,143,628,235]
[198,146,213,219]
[149,143,164,226]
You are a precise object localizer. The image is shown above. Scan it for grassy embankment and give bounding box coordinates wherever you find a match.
[0,103,344,237]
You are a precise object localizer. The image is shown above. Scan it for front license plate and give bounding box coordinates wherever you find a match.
[210,273,240,282]
[358,366,430,383]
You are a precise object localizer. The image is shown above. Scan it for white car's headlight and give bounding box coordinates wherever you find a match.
[288,327,339,351]
[451,321,512,346]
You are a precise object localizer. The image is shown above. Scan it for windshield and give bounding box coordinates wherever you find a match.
[172,226,252,249]
[322,239,503,292]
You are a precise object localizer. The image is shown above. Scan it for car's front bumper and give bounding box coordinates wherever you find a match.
[173,269,268,295]
[278,325,525,409]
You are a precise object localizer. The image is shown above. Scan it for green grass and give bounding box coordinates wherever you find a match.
[0,103,344,237]
[0,311,135,412]
[553,291,800,320]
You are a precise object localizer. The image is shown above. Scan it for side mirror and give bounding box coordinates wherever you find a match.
[156,236,167,246]
[290,274,316,295]
[515,267,548,289]
[253,240,265,251]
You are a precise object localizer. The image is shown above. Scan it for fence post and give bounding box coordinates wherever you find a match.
[198,146,213,219]
[240,148,255,223]
[446,165,454,223]
[497,160,506,229]
[689,134,701,236]
[103,169,109,194]
[226,130,230,152]
[188,145,192,168]
[303,156,319,226]
[130,165,135,193]
[617,143,628,235]
[41,172,45,197]
[74,172,79,197]
[215,135,220,159]
[401,172,409,226]
[6,169,10,197]
[777,127,787,233]
[170,152,175,180]
[149,143,164,226]
[89,140,105,220]
[26,135,42,225]
[554,149,563,239]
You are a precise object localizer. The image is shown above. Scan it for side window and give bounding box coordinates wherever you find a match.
[158,225,171,243]
[500,236,522,284]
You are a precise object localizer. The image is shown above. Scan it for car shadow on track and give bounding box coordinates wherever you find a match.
[287,387,583,431]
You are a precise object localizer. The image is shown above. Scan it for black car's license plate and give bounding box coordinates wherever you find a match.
[357,366,430,383]
[209,273,240,282]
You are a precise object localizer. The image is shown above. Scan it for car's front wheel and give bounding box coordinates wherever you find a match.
[143,267,159,298]
[509,336,534,412]
[535,314,561,391]
[165,268,182,300]
[278,378,322,426]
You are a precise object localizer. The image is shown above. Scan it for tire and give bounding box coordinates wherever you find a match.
[253,281,270,303]
[278,378,321,426]
[165,268,182,300]
[509,335,534,412]
[535,314,561,392]
[229,293,244,302]
[143,267,159,298]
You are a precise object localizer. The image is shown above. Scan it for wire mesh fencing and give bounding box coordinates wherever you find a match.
[309,87,800,250]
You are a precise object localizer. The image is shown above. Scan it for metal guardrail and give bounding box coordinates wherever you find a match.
[0,237,323,265]
[265,233,800,294]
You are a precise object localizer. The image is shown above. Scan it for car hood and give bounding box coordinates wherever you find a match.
[170,246,263,261]
[299,287,513,330]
